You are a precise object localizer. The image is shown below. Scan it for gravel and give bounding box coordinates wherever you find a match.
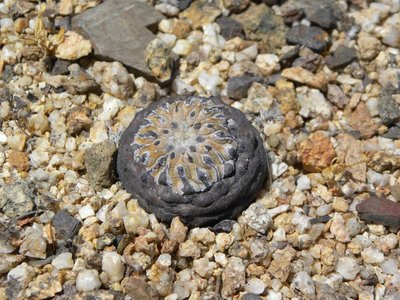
[1,0,400,299]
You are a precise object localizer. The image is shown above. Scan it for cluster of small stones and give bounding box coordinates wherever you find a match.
[0,0,400,299]
[132,96,237,195]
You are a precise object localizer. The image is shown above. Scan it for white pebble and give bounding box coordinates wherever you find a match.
[76,269,102,292]
[0,18,13,29]
[198,70,223,93]
[7,263,34,283]
[380,258,398,275]
[52,252,74,270]
[336,257,360,280]
[316,204,332,216]
[214,252,228,267]
[267,291,282,300]
[361,247,385,264]
[245,278,266,294]
[102,251,125,282]
[123,211,149,234]
[297,175,311,190]
[157,254,172,268]
[367,169,390,187]
[172,39,192,56]
[0,131,7,145]
[79,204,95,219]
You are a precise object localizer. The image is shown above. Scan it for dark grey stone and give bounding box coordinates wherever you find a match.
[227,75,264,100]
[310,215,331,224]
[241,293,262,300]
[383,127,400,139]
[211,219,237,233]
[52,210,81,241]
[178,0,193,10]
[378,93,400,126]
[84,140,117,189]
[72,0,165,82]
[286,25,330,53]
[117,95,270,227]
[307,6,337,29]
[216,16,244,40]
[293,50,323,72]
[51,59,71,75]
[2,65,14,83]
[0,181,35,218]
[325,45,357,70]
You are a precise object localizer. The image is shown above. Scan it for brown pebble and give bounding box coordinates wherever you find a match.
[8,151,29,172]
[14,18,28,33]
[299,131,336,172]
[66,106,93,135]
[348,102,379,139]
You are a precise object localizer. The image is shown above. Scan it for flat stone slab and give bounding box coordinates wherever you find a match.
[72,0,164,81]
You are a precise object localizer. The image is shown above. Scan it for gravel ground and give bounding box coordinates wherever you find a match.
[0,0,400,299]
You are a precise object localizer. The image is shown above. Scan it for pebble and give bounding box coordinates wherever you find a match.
[0,131,7,144]
[92,61,135,99]
[330,214,350,243]
[76,269,102,292]
[0,180,34,218]
[0,254,24,274]
[327,84,349,108]
[357,33,381,60]
[245,278,266,295]
[232,3,287,52]
[215,16,244,40]
[361,247,385,264]
[51,252,74,269]
[325,45,357,70]
[291,271,315,299]
[240,203,272,234]
[198,70,223,93]
[296,175,311,191]
[380,258,398,275]
[299,131,336,172]
[7,262,35,283]
[307,6,337,29]
[144,38,174,83]
[380,13,400,47]
[367,169,390,187]
[102,251,125,282]
[378,93,400,125]
[53,210,81,241]
[336,257,360,280]
[255,54,280,76]
[281,67,327,90]
[286,25,330,53]
[172,39,193,56]
[170,217,188,243]
[180,0,221,29]
[79,204,95,219]
[84,141,116,189]
[123,211,150,234]
[379,68,400,93]
[348,102,379,139]
[66,107,93,135]
[19,224,47,259]
[227,75,263,100]
[242,293,263,300]
[193,257,217,278]
[221,257,246,298]
[55,31,92,60]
